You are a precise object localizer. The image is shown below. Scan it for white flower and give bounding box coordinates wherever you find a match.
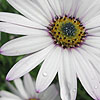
[0,74,59,100]
[1,0,100,100]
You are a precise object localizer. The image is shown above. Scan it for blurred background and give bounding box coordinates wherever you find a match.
[0,0,93,100]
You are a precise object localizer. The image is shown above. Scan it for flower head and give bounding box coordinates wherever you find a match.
[1,0,100,100]
[0,74,59,100]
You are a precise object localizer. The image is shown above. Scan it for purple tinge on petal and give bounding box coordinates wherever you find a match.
[36,90,40,93]
[6,77,11,81]
[0,48,3,54]
[6,76,19,81]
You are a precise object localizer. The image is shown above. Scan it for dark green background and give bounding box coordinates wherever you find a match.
[0,0,93,100]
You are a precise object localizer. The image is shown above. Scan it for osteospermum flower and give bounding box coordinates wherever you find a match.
[1,0,100,99]
[0,74,60,100]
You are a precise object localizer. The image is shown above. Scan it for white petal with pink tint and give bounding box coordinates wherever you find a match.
[85,15,100,29]
[6,44,54,80]
[0,22,48,35]
[23,74,37,98]
[40,84,58,100]
[72,49,100,99]
[1,74,59,100]
[58,49,77,100]
[14,78,28,99]
[0,97,20,100]
[7,0,49,26]
[80,0,100,22]
[81,44,100,55]
[87,28,100,37]
[1,35,53,56]
[36,46,62,92]
[6,82,21,97]
[0,91,21,100]
[36,0,54,21]
[0,12,45,29]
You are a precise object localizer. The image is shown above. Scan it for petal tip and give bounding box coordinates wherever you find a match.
[36,90,40,93]
[6,77,10,81]
[0,48,3,54]
[6,76,12,81]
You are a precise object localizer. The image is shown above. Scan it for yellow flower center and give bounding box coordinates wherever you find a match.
[48,15,87,48]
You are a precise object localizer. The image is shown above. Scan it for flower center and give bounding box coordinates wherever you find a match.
[61,22,77,36]
[47,15,87,48]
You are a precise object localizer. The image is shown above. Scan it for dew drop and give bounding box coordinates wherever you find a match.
[42,72,47,77]
[94,86,98,89]
[73,88,77,92]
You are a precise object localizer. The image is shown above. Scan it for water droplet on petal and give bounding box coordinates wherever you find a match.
[42,72,47,77]
[94,86,98,89]
[73,88,77,92]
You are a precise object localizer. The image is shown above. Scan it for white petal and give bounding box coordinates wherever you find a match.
[73,0,82,17]
[6,82,21,97]
[95,70,100,84]
[0,12,45,29]
[86,36,100,43]
[81,44,100,55]
[72,48,100,99]
[48,0,62,16]
[62,0,72,15]
[23,74,37,98]
[58,49,77,100]
[84,36,100,49]
[6,44,54,81]
[36,0,54,21]
[36,46,62,92]
[77,0,94,18]
[40,84,58,100]
[56,0,63,15]
[0,22,48,35]
[68,0,82,17]
[0,91,21,100]
[85,42,100,49]
[53,0,62,16]
[0,35,53,56]
[80,46,100,78]
[0,97,20,100]
[80,0,100,23]
[87,27,100,37]
[84,41,100,49]
[85,15,100,29]
[14,78,28,99]
[7,0,49,26]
